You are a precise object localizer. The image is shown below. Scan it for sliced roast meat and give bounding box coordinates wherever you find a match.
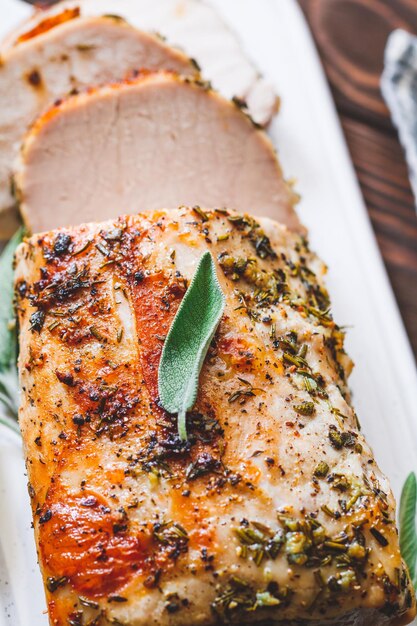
[5,0,279,127]
[15,72,301,235]
[0,14,198,238]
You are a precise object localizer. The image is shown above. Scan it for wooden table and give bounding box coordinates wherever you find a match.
[299,0,417,359]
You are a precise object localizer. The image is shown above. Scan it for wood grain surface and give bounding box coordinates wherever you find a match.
[299,0,417,358]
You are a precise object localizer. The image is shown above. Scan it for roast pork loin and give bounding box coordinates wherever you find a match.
[0,13,198,238]
[15,207,415,626]
[16,72,301,235]
[4,0,279,128]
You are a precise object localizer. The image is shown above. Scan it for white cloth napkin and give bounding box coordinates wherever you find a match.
[381,28,417,210]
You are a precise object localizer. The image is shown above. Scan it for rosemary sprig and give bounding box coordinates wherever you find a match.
[0,228,24,433]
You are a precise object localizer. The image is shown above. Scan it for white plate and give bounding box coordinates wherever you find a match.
[1,1,417,624]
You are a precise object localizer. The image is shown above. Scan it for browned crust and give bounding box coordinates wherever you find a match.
[15,208,415,625]
[15,7,81,45]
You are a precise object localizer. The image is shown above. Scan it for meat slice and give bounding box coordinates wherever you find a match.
[16,207,415,626]
[16,72,301,235]
[4,0,279,128]
[0,14,198,239]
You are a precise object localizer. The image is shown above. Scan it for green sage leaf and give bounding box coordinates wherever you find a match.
[158,251,225,441]
[399,472,417,587]
[0,228,24,370]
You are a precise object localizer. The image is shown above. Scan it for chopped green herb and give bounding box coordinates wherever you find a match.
[328,426,357,450]
[293,401,315,416]
[228,378,262,404]
[0,228,24,430]
[72,239,92,256]
[90,326,106,342]
[283,352,309,369]
[46,576,67,593]
[328,427,343,449]
[321,504,339,519]
[211,577,287,621]
[370,527,389,547]
[314,461,329,478]
[192,206,209,222]
[153,521,189,554]
[234,521,283,565]
[95,242,110,257]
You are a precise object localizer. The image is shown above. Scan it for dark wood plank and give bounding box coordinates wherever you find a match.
[341,116,417,352]
[299,0,417,358]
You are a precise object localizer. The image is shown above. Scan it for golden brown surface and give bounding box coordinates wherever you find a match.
[15,7,80,44]
[15,208,415,625]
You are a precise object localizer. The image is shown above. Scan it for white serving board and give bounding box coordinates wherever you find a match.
[0,1,416,625]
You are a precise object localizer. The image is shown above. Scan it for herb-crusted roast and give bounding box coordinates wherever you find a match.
[15,207,415,625]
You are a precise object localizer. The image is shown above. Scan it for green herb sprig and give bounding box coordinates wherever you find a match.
[158,251,225,441]
[399,472,417,589]
[0,228,24,434]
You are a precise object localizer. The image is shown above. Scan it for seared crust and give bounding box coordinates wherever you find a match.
[15,208,415,625]
[14,7,81,45]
